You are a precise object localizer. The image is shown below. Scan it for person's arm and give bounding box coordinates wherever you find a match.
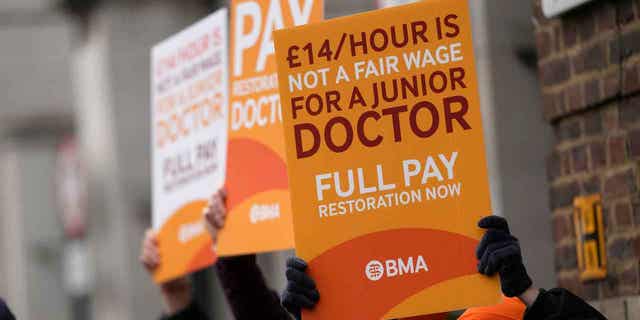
[157,277,194,316]
[139,229,209,320]
[477,216,606,319]
[517,287,540,306]
[159,300,209,320]
[215,255,292,320]
[523,288,606,320]
[203,189,291,320]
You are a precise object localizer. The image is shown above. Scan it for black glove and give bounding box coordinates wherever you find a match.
[476,216,532,297]
[281,257,320,320]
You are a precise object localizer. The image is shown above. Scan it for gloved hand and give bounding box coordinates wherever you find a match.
[476,216,532,297]
[281,257,320,320]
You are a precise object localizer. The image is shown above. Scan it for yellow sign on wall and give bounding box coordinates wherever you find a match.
[573,194,607,281]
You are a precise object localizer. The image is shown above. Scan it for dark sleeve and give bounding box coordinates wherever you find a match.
[159,302,209,320]
[0,298,15,320]
[524,288,607,320]
[215,254,291,320]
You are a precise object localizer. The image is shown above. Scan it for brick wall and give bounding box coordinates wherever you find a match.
[532,0,640,316]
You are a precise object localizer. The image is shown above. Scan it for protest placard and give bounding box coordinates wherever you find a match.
[274,0,500,317]
[151,9,228,283]
[218,0,323,255]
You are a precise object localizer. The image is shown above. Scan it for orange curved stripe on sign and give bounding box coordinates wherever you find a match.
[303,229,479,320]
[216,189,294,255]
[226,137,289,211]
[153,200,216,283]
[385,274,500,318]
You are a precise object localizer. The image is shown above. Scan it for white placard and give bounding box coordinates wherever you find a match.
[150,9,228,282]
[377,0,418,8]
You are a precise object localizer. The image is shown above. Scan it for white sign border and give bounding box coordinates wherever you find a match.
[542,0,595,18]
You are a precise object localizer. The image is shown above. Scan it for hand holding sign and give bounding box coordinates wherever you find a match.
[282,257,320,320]
[476,216,533,298]
[281,217,532,318]
[203,188,228,244]
[140,229,193,314]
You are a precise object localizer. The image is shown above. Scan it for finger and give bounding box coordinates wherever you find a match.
[141,252,158,270]
[144,246,160,264]
[142,230,153,248]
[150,248,160,264]
[286,282,320,302]
[212,202,226,228]
[144,235,160,250]
[145,247,160,263]
[150,236,158,247]
[217,198,228,219]
[286,268,316,289]
[487,243,521,274]
[145,229,154,240]
[478,216,510,233]
[282,291,316,309]
[142,242,160,260]
[211,191,224,207]
[281,292,301,316]
[213,212,226,229]
[209,193,223,212]
[148,230,158,244]
[150,244,160,258]
[141,259,154,271]
[204,209,216,228]
[204,217,218,240]
[143,238,153,251]
[478,242,510,275]
[214,201,226,217]
[219,188,227,202]
[476,229,512,259]
[286,257,308,271]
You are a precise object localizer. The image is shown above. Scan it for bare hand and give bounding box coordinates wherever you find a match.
[203,188,227,244]
[139,229,192,314]
[140,229,160,272]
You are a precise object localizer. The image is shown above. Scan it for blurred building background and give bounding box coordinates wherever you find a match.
[9,0,634,319]
[532,0,640,317]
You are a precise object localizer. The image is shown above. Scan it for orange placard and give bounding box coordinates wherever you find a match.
[274,0,500,318]
[218,0,323,256]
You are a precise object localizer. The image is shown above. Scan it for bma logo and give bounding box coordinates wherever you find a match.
[365,260,384,281]
[365,256,429,281]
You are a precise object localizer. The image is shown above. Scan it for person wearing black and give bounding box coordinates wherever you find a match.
[141,232,289,320]
[215,255,292,320]
[140,228,209,320]
[0,298,15,320]
[204,189,291,320]
[141,189,291,320]
[282,216,607,320]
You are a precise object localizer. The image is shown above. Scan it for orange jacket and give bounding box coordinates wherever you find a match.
[458,296,525,320]
[403,313,448,320]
